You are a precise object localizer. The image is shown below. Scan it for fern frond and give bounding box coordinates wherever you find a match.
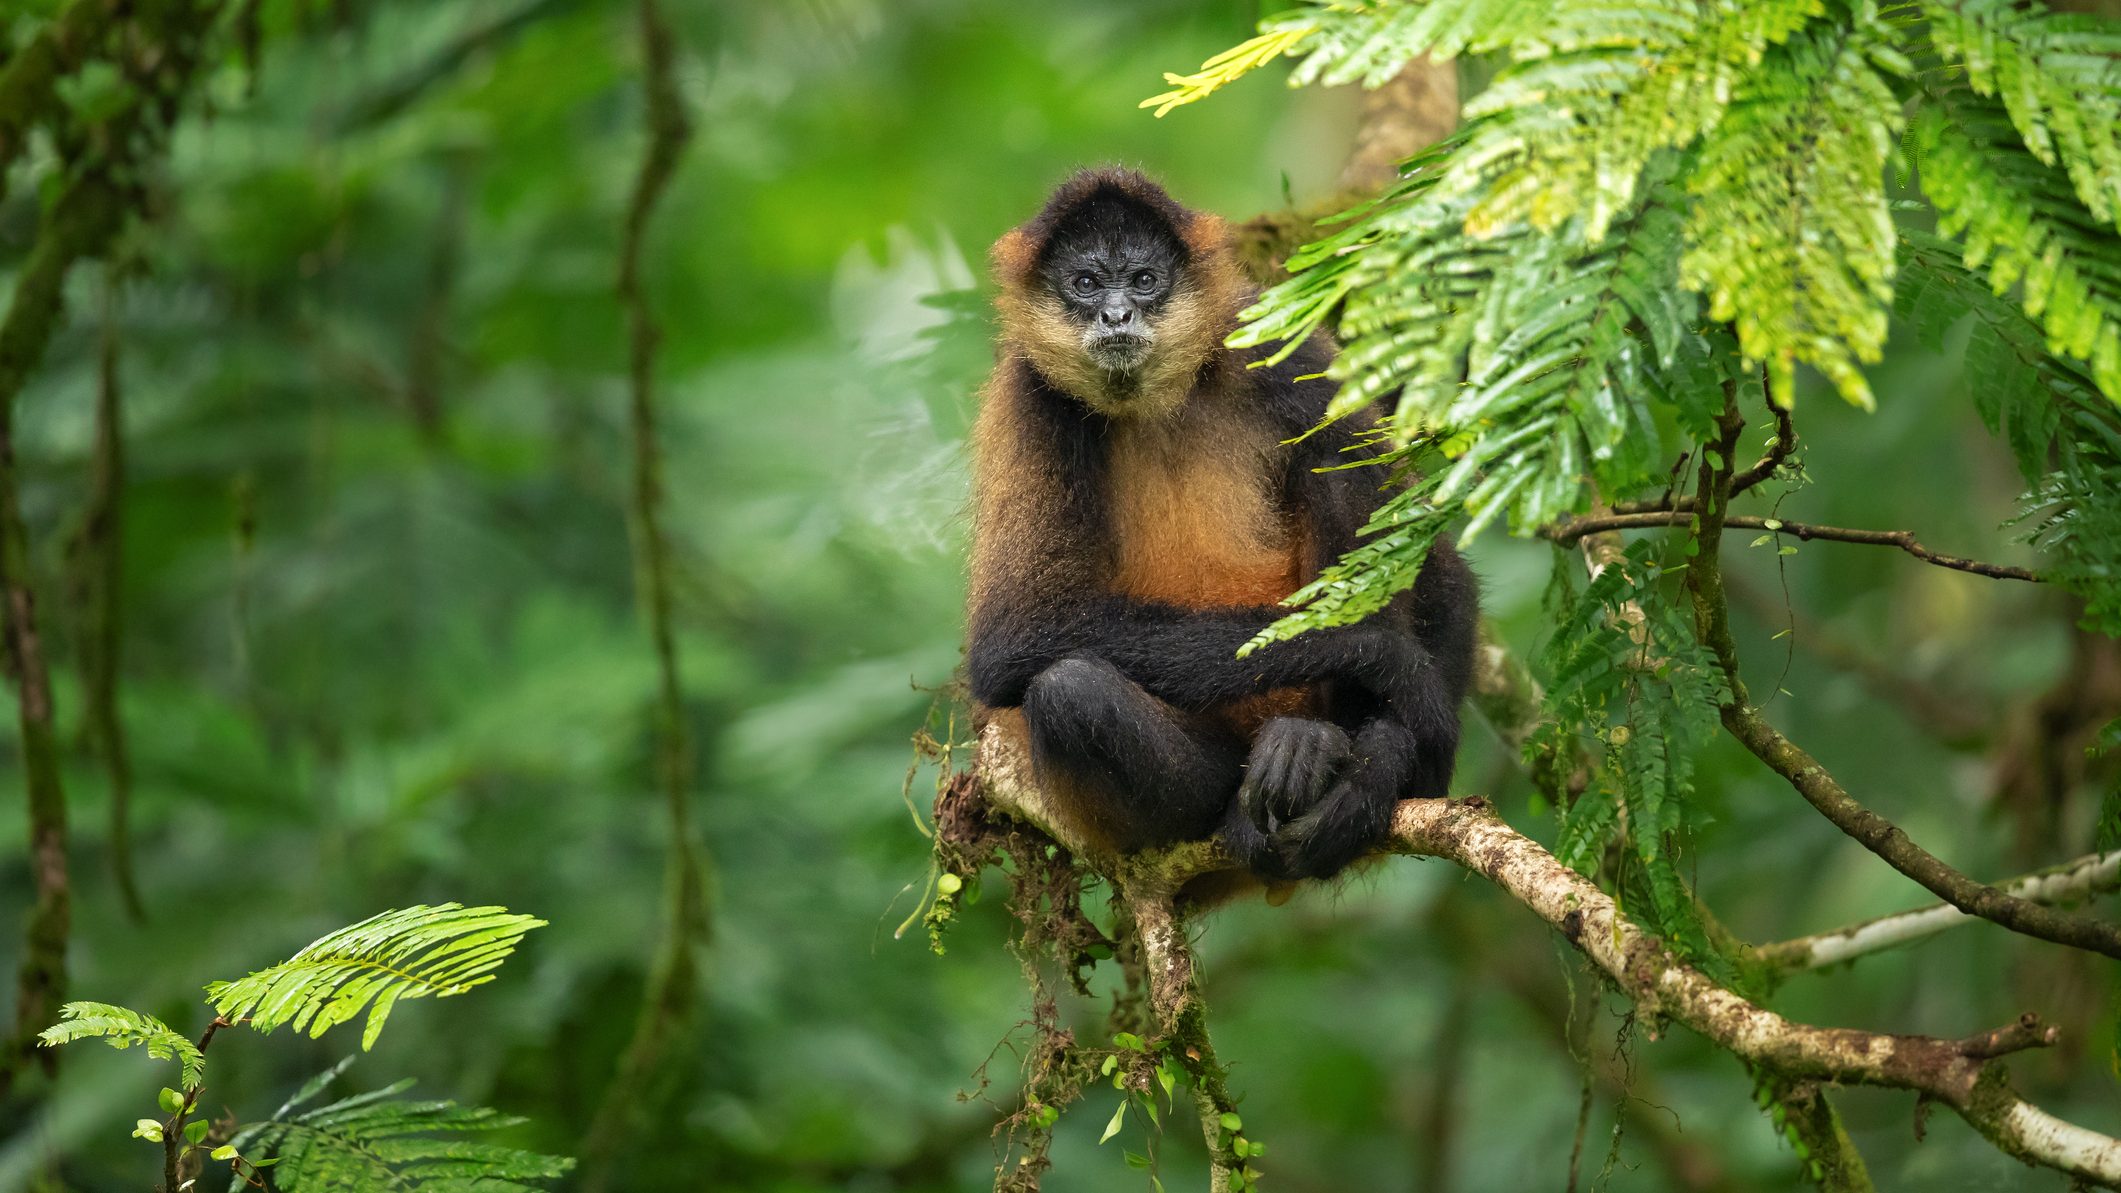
[1529,543,1728,960]
[38,1002,205,1087]
[1449,0,1823,240]
[1682,16,1906,407]
[206,904,545,1051]
[1920,0,2121,227]
[229,1064,571,1193]
[1897,228,2121,631]
[1140,22,1317,117]
[1286,0,1560,87]
[1915,93,2121,402]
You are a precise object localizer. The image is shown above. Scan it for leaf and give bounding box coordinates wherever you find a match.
[206,904,544,1051]
[1100,1099,1127,1144]
[1921,0,2121,227]
[1681,13,1907,407]
[39,1003,206,1088]
[227,1063,571,1193]
[1915,94,2121,403]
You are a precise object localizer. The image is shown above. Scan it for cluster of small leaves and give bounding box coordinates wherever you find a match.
[1528,543,1730,961]
[39,1002,206,1086]
[1155,0,2121,649]
[227,1058,571,1193]
[207,903,546,1050]
[1749,1069,1831,1187]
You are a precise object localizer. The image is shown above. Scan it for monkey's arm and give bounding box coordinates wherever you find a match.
[966,596,1419,714]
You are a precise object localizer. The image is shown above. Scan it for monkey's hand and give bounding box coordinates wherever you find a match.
[1264,718,1422,881]
[1234,717,1351,879]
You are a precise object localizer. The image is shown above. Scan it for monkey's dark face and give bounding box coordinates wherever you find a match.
[1036,200,1187,377]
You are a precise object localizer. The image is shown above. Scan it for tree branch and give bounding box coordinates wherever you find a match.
[579,3,709,1184]
[1756,850,2121,973]
[1683,393,2121,962]
[1612,399,1795,515]
[1548,510,2039,582]
[971,724,2121,1186]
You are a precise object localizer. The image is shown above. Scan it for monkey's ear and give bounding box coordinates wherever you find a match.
[990,229,1038,288]
[1179,212,1232,261]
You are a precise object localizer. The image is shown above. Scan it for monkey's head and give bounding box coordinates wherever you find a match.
[992,169,1246,419]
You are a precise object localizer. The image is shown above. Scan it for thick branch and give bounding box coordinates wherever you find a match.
[973,724,2121,1186]
[1757,850,2121,973]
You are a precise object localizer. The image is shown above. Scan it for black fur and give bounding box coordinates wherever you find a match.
[973,213,1479,884]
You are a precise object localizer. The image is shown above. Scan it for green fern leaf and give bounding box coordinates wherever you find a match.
[1449,0,1822,240]
[1915,94,2121,402]
[207,904,545,1051]
[1682,16,1906,407]
[1921,0,2121,227]
[38,1002,205,1088]
[1286,0,1561,87]
[229,1062,570,1193]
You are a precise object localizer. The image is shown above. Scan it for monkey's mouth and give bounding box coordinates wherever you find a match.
[1086,333,1152,370]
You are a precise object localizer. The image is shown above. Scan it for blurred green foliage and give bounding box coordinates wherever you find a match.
[0,2,2114,1191]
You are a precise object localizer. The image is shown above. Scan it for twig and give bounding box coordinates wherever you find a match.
[579,2,708,1184]
[1683,393,2121,962]
[69,269,144,923]
[1613,400,1795,515]
[1756,850,2121,973]
[1559,504,2038,580]
[1548,510,2039,582]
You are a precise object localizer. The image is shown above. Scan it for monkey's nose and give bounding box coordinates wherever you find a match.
[1099,307,1133,328]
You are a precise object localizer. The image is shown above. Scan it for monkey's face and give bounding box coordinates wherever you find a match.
[1036,214,1184,378]
[995,177,1239,420]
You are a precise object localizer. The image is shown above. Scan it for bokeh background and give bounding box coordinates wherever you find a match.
[1,1,2114,1190]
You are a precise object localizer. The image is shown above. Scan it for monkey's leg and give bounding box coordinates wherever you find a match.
[1020,655,1242,853]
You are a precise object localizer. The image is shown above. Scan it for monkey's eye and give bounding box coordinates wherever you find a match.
[1131,270,1157,290]
[1071,273,1098,296]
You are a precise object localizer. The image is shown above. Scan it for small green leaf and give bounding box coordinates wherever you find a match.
[1113,1032,1144,1050]
[158,1087,183,1114]
[1100,1099,1127,1144]
[133,1119,163,1143]
[1125,1150,1150,1170]
[1219,1111,1243,1132]
[1750,534,1773,547]
[1777,545,1798,556]
[1248,1140,1267,1157]
[1762,518,1783,530]
[209,1144,238,1161]
[183,1119,209,1144]
[935,872,962,896]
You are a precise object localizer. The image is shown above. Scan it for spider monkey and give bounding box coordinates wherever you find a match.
[966,167,1478,884]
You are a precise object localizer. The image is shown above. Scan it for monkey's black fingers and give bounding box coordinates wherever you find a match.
[1238,717,1350,833]
[1269,778,1393,881]
[1217,801,1282,878]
